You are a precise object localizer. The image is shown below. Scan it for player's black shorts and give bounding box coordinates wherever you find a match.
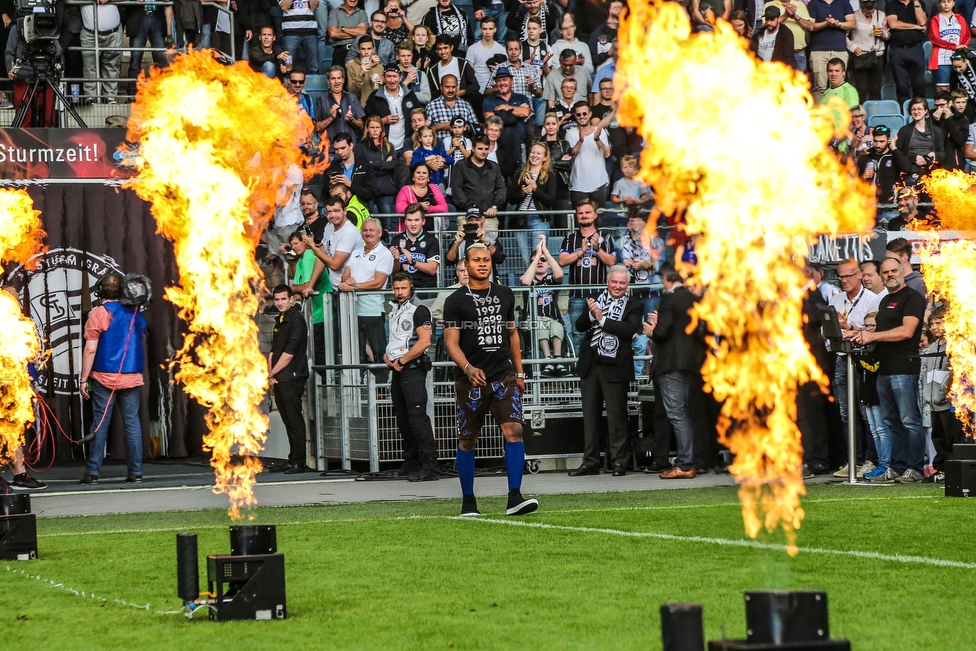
[454,373,523,439]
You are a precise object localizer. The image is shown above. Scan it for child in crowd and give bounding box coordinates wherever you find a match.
[409,126,452,194]
[857,311,890,480]
[442,116,472,204]
[921,308,959,482]
[611,155,653,210]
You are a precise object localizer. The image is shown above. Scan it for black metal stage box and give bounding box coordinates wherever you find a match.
[745,591,829,645]
[0,494,37,561]
[944,459,976,498]
[206,553,286,621]
[707,641,851,650]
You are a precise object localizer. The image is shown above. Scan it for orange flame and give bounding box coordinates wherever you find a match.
[126,52,315,518]
[918,170,976,435]
[0,189,46,466]
[618,1,875,552]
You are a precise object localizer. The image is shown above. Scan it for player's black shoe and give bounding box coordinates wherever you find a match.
[460,494,480,517]
[505,489,538,516]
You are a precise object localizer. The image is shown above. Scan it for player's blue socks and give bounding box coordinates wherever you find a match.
[457,447,475,496]
[504,441,524,492]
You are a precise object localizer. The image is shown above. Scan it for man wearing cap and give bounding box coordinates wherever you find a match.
[542,48,592,107]
[445,205,506,272]
[751,6,796,66]
[482,66,533,156]
[365,64,424,151]
[764,0,812,71]
[426,74,480,141]
[486,36,543,101]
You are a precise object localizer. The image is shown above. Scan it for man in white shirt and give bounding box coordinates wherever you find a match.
[466,15,506,93]
[336,218,394,377]
[265,163,306,258]
[80,0,123,103]
[306,195,365,287]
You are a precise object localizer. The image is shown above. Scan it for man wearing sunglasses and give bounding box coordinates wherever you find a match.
[286,69,314,116]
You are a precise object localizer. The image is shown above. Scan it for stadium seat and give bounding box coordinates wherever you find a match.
[863,100,901,122]
[303,74,329,101]
[902,97,935,118]
[880,84,897,101]
[868,114,905,131]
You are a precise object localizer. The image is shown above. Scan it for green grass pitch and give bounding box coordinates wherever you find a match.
[2,483,973,650]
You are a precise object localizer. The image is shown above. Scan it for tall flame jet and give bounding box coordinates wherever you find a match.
[127,52,315,518]
[0,189,46,466]
[616,1,874,552]
[919,170,976,435]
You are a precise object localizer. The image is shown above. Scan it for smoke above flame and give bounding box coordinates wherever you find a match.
[618,1,874,551]
[0,189,46,467]
[126,52,315,518]
[919,170,976,435]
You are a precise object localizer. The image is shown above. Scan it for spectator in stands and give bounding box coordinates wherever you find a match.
[347,36,384,107]
[885,0,927,104]
[886,186,927,231]
[822,58,859,107]
[805,260,841,304]
[767,0,813,71]
[559,199,617,353]
[281,0,320,74]
[589,0,623,69]
[893,97,944,180]
[449,136,507,234]
[383,0,414,46]
[858,124,898,209]
[408,126,452,193]
[931,90,970,170]
[619,209,664,374]
[550,79,579,128]
[365,63,423,151]
[845,257,926,483]
[265,163,305,257]
[443,115,473,172]
[949,47,976,106]
[510,142,558,249]
[541,113,574,219]
[921,306,962,481]
[358,116,401,219]
[80,0,124,103]
[572,265,644,477]
[565,101,611,206]
[395,162,449,229]
[522,17,551,125]
[589,38,617,103]
[288,231,330,370]
[327,0,368,66]
[337,218,394,380]
[846,106,872,155]
[646,262,706,479]
[391,203,441,288]
[806,0,854,103]
[544,48,592,109]
[846,0,887,102]
[304,195,364,287]
[798,277,833,479]
[344,11,396,65]
[728,10,753,38]
[426,35,481,110]
[384,271,438,481]
[885,237,927,297]
[249,25,288,78]
[692,0,731,31]
[551,12,593,76]
[446,206,506,270]
[591,78,634,164]
[431,260,467,326]
[327,132,375,209]
[298,188,327,244]
[410,24,436,70]
[285,69,315,117]
[331,181,371,229]
[506,0,552,44]
[315,66,366,140]
[467,16,507,94]
[486,36,543,107]
[395,43,431,102]
[426,75,478,140]
[611,155,653,211]
[928,0,970,93]
[483,66,533,160]
[751,6,795,66]
[125,0,169,96]
[423,0,474,56]
[520,235,566,375]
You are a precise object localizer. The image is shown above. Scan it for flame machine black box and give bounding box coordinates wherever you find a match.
[206,553,286,621]
[944,459,976,498]
[705,591,850,650]
[0,494,37,561]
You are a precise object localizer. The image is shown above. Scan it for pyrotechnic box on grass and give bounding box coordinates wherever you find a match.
[945,444,976,498]
[0,494,38,561]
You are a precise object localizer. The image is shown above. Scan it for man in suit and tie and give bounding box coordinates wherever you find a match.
[645,263,706,479]
[570,265,645,477]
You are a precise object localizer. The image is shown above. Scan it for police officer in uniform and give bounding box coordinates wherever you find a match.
[384,272,439,481]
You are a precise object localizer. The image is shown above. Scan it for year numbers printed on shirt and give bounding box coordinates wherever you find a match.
[474,295,504,349]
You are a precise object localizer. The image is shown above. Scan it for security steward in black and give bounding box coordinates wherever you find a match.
[268,284,311,474]
[384,272,439,481]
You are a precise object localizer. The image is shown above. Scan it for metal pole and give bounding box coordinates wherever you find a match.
[847,353,857,485]
[367,372,378,472]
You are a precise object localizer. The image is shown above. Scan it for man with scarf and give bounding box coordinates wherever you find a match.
[570,265,644,477]
[423,0,474,57]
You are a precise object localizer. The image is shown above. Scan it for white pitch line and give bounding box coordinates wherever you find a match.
[455,517,976,570]
[550,493,938,514]
[30,477,358,499]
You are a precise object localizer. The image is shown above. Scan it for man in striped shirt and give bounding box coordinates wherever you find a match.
[281,0,320,74]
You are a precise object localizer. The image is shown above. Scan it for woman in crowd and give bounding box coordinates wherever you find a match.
[410,25,436,70]
[508,142,558,266]
[541,112,573,226]
[928,0,970,93]
[395,162,448,230]
[847,0,888,102]
[382,0,414,46]
[356,115,401,225]
[949,47,976,104]
[893,96,944,180]
[729,10,752,39]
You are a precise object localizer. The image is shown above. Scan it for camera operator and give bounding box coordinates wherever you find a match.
[4,21,63,126]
